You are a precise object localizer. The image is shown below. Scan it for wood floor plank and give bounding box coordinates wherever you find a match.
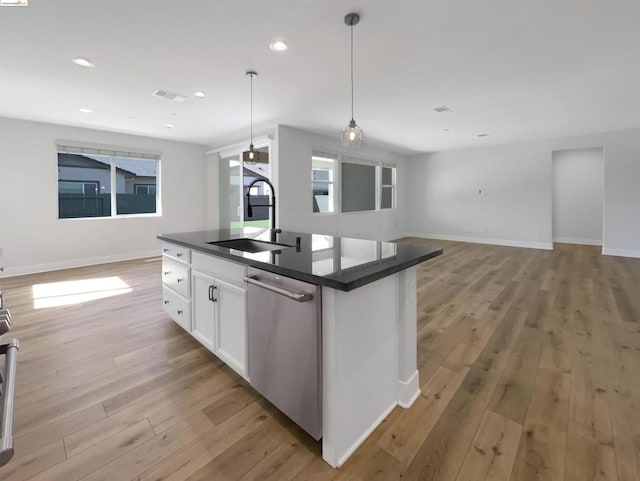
[79,411,214,481]
[0,440,66,481]
[454,410,523,481]
[202,381,261,426]
[135,399,278,481]
[184,418,288,481]
[488,326,545,425]
[565,310,619,481]
[12,403,106,461]
[401,365,501,481]
[509,343,572,481]
[30,419,155,481]
[377,365,468,466]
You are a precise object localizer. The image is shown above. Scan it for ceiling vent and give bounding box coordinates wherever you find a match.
[433,105,454,113]
[152,89,187,102]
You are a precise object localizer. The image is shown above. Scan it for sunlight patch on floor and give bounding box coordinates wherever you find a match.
[32,276,132,308]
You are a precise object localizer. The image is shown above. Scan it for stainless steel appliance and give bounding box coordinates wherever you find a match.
[246,268,322,440]
[0,282,19,467]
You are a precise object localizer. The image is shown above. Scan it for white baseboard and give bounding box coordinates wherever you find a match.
[397,370,420,408]
[553,237,602,246]
[0,249,160,278]
[334,401,398,468]
[378,232,408,242]
[602,247,640,259]
[403,232,554,251]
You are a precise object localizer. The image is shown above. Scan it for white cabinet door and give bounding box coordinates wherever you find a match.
[215,278,247,377]
[191,271,216,353]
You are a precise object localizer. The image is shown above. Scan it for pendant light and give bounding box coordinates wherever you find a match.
[341,12,364,148]
[243,70,259,164]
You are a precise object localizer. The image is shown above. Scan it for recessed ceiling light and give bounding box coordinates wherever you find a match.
[72,58,94,68]
[477,133,490,137]
[434,105,454,113]
[78,108,92,113]
[193,91,206,98]
[269,40,289,51]
[165,123,175,129]
[443,128,451,132]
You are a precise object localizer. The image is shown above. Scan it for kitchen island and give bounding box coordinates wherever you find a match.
[157,228,442,467]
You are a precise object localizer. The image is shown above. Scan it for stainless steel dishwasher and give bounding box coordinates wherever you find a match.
[245,267,322,440]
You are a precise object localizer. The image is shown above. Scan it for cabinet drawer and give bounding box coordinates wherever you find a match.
[192,251,246,285]
[162,286,191,331]
[161,242,191,263]
[162,257,191,298]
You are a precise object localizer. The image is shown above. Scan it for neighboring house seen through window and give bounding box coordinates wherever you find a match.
[57,145,160,219]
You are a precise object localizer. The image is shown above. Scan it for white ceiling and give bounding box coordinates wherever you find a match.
[1,0,639,154]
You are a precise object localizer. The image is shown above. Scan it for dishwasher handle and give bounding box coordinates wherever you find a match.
[0,338,19,467]
[245,275,313,302]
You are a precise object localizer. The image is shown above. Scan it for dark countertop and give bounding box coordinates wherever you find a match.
[157,229,443,292]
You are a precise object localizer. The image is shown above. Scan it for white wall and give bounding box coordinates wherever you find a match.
[406,128,640,257]
[552,148,603,245]
[0,117,208,276]
[406,143,553,249]
[275,125,407,240]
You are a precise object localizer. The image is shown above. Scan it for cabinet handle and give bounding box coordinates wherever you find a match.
[208,285,217,302]
[177,278,183,283]
[164,300,169,305]
[176,253,183,258]
[163,248,169,253]
[177,309,183,315]
[164,271,171,276]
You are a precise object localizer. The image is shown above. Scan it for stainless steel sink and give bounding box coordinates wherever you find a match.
[208,238,293,253]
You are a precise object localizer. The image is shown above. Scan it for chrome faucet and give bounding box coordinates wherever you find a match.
[246,178,276,230]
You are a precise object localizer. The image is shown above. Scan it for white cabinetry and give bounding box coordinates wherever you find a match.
[161,242,191,331]
[161,243,248,380]
[191,270,216,352]
[214,278,247,376]
[191,251,248,379]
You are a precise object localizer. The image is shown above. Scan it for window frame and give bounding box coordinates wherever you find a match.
[56,143,161,220]
[134,184,157,195]
[310,150,397,214]
[311,153,338,215]
[58,180,100,196]
[379,165,396,210]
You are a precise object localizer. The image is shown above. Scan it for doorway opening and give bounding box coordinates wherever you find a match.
[217,140,272,232]
[551,147,604,246]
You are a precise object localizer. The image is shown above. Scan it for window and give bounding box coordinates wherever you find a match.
[312,153,336,213]
[380,166,396,209]
[310,152,397,213]
[341,160,376,213]
[57,145,160,219]
[59,181,99,196]
[134,184,156,195]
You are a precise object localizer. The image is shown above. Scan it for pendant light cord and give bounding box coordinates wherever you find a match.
[250,74,253,144]
[350,22,354,121]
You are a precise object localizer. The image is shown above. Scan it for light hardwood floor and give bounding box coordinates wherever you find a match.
[0,240,638,481]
